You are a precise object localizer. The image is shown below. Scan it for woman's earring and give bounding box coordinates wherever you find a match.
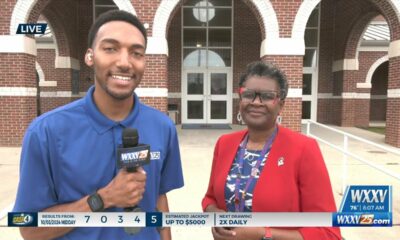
[237,112,243,124]
[276,114,282,124]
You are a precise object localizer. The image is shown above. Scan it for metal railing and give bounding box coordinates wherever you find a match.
[305,120,400,194]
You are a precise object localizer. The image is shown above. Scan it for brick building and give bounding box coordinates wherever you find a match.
[0,0,399,147]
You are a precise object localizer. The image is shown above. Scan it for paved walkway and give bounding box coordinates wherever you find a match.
[0,124,399,240]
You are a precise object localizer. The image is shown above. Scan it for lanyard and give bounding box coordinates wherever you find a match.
[234,127,278,212]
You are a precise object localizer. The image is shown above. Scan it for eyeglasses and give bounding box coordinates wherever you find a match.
[239,87,280,104]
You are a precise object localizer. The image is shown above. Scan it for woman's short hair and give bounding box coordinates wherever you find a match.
[239,61,289,100]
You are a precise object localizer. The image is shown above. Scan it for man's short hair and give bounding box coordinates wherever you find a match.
[88,10,147,48]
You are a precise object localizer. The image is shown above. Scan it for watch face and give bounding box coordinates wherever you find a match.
[88,193,104,212]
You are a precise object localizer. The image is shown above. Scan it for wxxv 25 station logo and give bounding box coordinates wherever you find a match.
[333,185,392,227]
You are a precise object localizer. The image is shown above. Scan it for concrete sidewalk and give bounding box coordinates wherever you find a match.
[0,124,399,240]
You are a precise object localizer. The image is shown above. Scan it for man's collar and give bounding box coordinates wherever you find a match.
[84,86,140,134]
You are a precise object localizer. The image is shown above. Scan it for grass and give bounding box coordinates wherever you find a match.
[358,126,385,135]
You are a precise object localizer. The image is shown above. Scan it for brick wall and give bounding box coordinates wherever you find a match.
[132,0,160,36]
[0,54,36,87]
[167,6,181,124]
[0,0,17,34]
[386,98,400,146]
[318,99,340,125]
[344,12,379,59]
[338,51,383,126]
[140,97,168,113]
[318,0,334,94]
[142,54,168,88]
[317,0,393,129]
[386,57,400,146]
[355,99,370,127]
[43,7,70,57]
[78,0,94,92]
[40,97,79,114]
[271,0,302,38]
[373,0,400,40]
[36,49,73,91]
[0,53,36,146]
[167,8,181,93]
[317,0,335,124]
[332,0,378,60]
[0,96,37,145]
[388,56,400,89]
[241,0,266,39]
[28,1,81,58]
[139,54,168,114]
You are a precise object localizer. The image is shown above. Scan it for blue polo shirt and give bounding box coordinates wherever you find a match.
[13,86,184,240]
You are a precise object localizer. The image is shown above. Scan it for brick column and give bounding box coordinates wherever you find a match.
[139,54,168,113]
[0,51,37,146]
[354,99,371,127]
[386,56,400,147]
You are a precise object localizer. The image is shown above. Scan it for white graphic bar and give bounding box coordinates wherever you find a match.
[34,212,332,227]
[38,212,146,227]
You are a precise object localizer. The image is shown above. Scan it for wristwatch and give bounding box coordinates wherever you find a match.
[87,192,104,212]
[261,227,273,240]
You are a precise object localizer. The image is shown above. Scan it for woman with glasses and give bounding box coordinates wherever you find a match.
[202,61,341,240]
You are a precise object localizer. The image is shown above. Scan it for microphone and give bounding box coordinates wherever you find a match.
[117,128,150,235]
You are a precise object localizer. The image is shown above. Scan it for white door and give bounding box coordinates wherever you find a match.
[182,69,232,124]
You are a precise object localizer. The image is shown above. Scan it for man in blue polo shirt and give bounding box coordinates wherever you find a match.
[13,10,184,240]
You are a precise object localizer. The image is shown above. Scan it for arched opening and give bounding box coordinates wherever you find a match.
[369,61,388,125]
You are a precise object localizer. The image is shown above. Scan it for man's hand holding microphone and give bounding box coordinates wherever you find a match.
[87,128,150,235]
[97,166,146,209]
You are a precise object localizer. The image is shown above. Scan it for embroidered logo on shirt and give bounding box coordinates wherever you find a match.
[277,157,284,167]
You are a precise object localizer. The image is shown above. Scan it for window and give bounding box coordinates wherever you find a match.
[183,0,233,68]
[303,7,319,67]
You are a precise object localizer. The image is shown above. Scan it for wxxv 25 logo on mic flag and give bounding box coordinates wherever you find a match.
[333,185,392,227]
